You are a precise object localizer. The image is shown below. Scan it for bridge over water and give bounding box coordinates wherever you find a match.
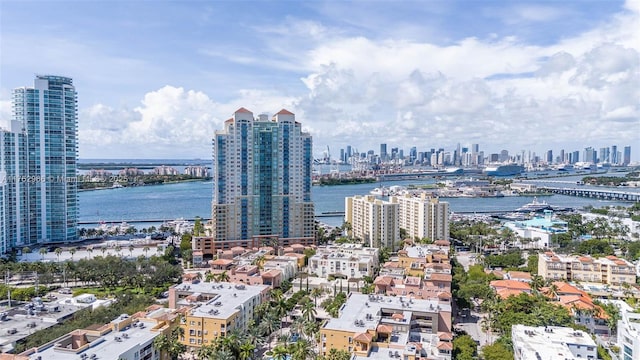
[540,186,640,202]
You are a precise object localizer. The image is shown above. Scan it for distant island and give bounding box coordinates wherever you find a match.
[314,177,376,186]
[78,174,211,190]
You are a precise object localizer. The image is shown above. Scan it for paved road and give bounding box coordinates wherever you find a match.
[454,310,493,347]
[455,251,479,271]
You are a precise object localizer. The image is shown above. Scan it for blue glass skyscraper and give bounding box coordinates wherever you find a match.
[210,108,314,250]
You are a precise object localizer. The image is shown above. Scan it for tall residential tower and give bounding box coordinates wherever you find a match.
[0,75,78,253]
[207,108,314,251]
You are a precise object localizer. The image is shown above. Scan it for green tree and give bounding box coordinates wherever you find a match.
[193,216,204,236]
[39,247,47,260]
[238,341,255,360]
[271,344,290,360]
[289,339,316,360]
[453,334,477,360]
[54,247,63,262]
[481,343,513,360]
[318,348,351,360]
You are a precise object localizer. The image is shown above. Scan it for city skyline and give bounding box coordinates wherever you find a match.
[1,1,639,159]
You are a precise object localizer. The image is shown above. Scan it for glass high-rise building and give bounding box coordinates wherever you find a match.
[623,146,631,166]
[1,75,78,253]
[209,108,314,250]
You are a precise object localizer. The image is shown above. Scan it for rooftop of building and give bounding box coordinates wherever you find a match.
[172,281,269,319]
[0,301,87,353]
[20,316,162,360]
[541,251,634,267]
[323,293,451,334]
[512,325,596,360]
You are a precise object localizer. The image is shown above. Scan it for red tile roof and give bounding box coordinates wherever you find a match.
[354,332,372,343]
[429,273,452,282]
[235,107,252,113]
[490,280,531,291]
[275,109,295,115]
[376,324,393,333]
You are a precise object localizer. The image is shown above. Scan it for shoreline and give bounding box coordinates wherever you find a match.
[78,178,211,192]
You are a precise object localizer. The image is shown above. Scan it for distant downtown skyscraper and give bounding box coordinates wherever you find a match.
[0,75,78,253]
[209,108,315,250]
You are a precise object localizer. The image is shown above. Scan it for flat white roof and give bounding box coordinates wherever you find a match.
[174,281,268,319]
[512,325,596,360]
[26,318,158,360]
[323,293,450,333]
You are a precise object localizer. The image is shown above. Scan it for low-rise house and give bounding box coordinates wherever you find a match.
[543,282,609,336]
[308,244,379,279]
[490,280,532,299]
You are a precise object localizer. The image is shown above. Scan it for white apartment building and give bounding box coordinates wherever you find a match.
[538,251,636,285]
[512,325,596,360]
[345,195,399,250]
[618,305,640,360]
[308,244,379,279]
[391,194,449,241]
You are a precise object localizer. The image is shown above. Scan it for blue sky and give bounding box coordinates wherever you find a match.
[1,0,639,160]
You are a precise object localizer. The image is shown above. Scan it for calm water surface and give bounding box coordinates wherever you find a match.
[79,173,632,228]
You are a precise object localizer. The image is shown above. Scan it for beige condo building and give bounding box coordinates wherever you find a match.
[538,252,636,285]
[345,195,400,250]
[390,194,449,241]
[168,281,270,348]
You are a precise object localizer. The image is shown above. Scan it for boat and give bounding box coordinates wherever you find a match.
[556,164,573,171]
[370,187,389,196]
[515,197,553,212]
[483,164,525,176]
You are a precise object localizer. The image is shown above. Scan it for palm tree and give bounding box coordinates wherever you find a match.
[310,288,323,307]
[87,246,93,259]
[128,244,135,258]
[289,339,315,360]
[22,246,31,259]
[238,341,255,360]
[301,300,317,323]
[271,344,290,360]
[54,247,63,262]
[69,247,77,261]
[253,255,266,270]
[216,271,230,282]
[196,344,215,359]
[260,314,279,349]
[547,283,560,300]
[39,247,47,260]
[143,246,150,257]
[115,245,122,258]
[531,275,545,291]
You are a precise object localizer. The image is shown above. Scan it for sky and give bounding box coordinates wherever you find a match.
[0,0,639,160]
